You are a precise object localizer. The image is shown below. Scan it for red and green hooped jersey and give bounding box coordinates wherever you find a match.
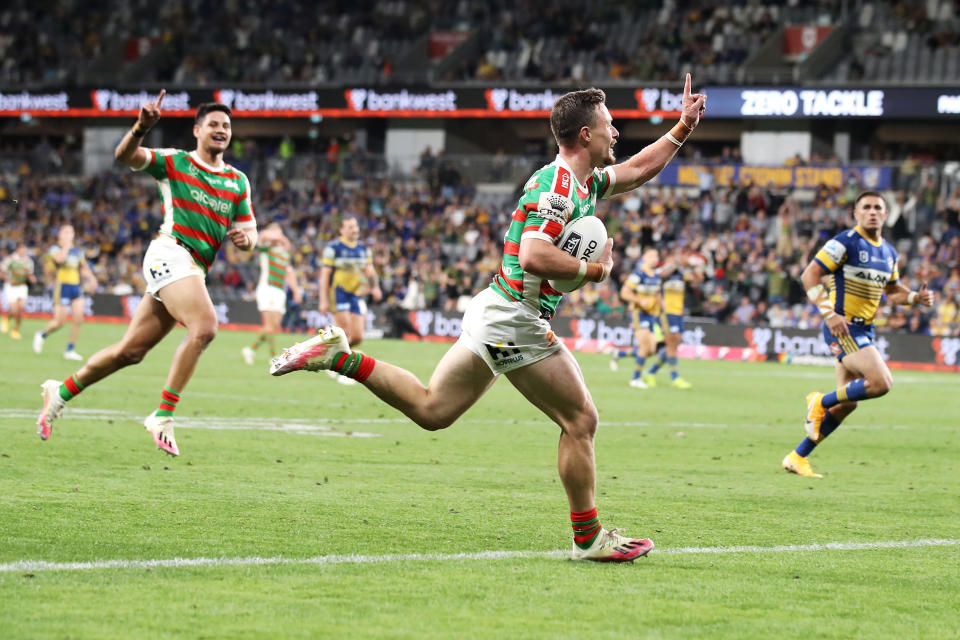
[1,255,34,285]
[136,149,256,273]
[258,245,290,290]
[490,156,616,318]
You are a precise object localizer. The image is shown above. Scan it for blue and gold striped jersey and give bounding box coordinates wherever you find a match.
[814,226,899,325]
[662,270,686,315]
[624,267,661,315]
[321,238,371,294]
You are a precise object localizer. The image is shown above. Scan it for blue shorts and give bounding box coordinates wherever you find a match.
[632,310,659,332]
[662,313,684,334]
[823,322,875,360]
[334,287,363,314]
[55,283,82,306]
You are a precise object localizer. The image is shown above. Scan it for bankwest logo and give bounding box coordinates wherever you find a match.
[0,91,69,111]
[214,90,318,111]
[746,327,889,360]
[92,90,191,112]
[485,88,559,112]
[345,89,456,112]
[635,88,685,113]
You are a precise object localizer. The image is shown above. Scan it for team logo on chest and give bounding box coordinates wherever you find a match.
[859,250,869,263]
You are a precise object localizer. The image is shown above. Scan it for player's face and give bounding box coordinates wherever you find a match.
[588,104,618,167]
[59,225,74,245]
[341,219,359,242]
[854,195,887,232]
[642,248,659,267]
[194,111,232,155]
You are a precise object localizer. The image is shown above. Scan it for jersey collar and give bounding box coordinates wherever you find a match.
[554,155,592,197]
[189,150,227,172]
[854,225,884,247]
[339,236,358,248]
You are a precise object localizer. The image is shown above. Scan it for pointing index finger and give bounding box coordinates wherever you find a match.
[684,73,691,99]
[156,89,166,108]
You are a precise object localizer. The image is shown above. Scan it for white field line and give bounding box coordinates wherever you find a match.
[2,538,957,574]
[0,408,954,433]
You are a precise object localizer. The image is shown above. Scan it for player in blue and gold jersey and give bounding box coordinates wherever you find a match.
[33,225,97,361]
[783,192,935,478]
[611,248,662,388]
[319,216,382,349]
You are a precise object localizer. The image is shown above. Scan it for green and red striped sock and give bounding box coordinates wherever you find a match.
[331,351,376,382]
[571,507,602,549]
[58,374,85,402]
[250,331,267,351]
[156,387,181,417]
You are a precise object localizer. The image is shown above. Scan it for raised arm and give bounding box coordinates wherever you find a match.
[114,89,165,169]
[608,74,706,196]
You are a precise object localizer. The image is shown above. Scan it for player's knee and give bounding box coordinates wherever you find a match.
[191,324,218,348]
[414,414,455,431]
[565,403,599,441]
[870,374,893,397]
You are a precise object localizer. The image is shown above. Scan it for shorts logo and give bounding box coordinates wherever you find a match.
[560,232,582,256]
[148,262,171,281]
[485,342,523,365]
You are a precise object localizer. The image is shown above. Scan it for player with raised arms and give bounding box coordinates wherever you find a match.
[783,191,935,478]
[36,90,258,455]
[272,75,706,562]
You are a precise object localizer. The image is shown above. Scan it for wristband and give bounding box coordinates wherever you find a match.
[584,262,607,283]
[576,260,587,281]
[664,133,683,147]
[132,125,149,138]
[907,291,918,305]
[669,120,693,145]
[806,283,835,318]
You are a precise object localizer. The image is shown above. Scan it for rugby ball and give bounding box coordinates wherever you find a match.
[548,215,608,293]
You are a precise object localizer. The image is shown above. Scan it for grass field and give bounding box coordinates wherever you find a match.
[1,319,958,639]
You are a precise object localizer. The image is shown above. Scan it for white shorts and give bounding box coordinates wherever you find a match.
[142,235,205,300]
[3,283,28,304]
[256,284,287,313]
[456,287,562,375]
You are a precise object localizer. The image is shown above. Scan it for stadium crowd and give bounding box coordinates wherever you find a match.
[5,0,958,88]
[1,140,959,338]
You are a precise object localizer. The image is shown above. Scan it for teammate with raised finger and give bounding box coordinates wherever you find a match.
[36,90,259,456]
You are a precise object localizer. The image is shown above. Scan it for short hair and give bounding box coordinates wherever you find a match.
[854,190,887,209]
[195,103,231,124]
[550,88,606,147]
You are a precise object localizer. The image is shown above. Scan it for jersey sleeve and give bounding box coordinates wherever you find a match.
[814,235,847,272]
[231,171,257,230]
[134,148,181,179]
[889,249,900,285]
[519,166,575,245]
[625,272,640,291]
[593,166,617,200]
[321,245,336,267]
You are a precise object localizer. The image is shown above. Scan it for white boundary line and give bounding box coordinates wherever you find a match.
[2,538,957,573]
